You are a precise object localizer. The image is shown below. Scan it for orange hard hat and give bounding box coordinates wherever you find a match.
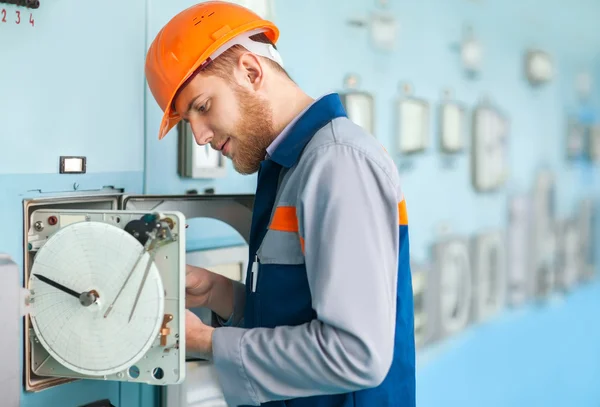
[145,1,280,140]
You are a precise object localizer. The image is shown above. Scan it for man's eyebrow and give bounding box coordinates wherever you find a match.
[186,94,204,115]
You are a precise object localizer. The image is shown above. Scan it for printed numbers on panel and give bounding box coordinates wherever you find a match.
[0,9,35,26]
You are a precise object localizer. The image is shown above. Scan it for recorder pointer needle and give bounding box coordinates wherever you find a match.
[34,273,80,299]
[33,273,99,307]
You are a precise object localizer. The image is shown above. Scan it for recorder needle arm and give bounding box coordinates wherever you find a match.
[34,273,80,298]
[33,273,99,307]
[103,241,152,318]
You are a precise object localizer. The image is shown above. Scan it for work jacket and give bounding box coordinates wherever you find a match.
[212,93,416,407]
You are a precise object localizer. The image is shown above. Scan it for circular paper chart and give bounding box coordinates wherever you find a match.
[29,220,165,376]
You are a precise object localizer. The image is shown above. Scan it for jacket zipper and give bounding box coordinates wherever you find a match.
[251,255,259,293]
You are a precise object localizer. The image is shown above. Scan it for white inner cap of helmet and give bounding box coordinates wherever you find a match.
[208,28,284,68]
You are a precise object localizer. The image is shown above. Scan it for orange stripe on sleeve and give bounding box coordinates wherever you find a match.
[299,236,305,254]
[269,206,299,232]
[398,199,408,225]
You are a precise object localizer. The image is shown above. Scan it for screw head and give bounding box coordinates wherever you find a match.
[34,221,44,232]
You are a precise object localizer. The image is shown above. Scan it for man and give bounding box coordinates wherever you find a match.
[145,2,415,406]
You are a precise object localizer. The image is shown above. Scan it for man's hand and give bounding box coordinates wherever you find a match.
[185,309,214,359]
[186,264,235,321]
[185,265,215,308]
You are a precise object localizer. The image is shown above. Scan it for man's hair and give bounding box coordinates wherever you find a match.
[201,33,292,81]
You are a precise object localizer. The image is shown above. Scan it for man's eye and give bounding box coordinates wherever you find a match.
[195,104,207,113]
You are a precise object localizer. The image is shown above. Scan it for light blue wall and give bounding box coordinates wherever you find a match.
[0,0,152,406]
[1,0,600,406]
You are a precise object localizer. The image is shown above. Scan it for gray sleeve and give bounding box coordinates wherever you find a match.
[215,280,246,327]
[211,143,400,407]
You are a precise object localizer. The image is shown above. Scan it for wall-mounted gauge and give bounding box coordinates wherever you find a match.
[470,230,507,323]
[396,83,429,154]
[507,195,532,306]
[555,219,580,292]
[577,198,596,281]
[471,102,509,192]
[589,125,600,163]
[430,237,473,341]
[566,117,587,160]
[339,74,376,137]
[340,92,375,136]
[369,12,398,52]
[524,49,554,86]
[439,93,466,154]
[460,25,482,78]
[411,261,432,348]
[531,170,557,299]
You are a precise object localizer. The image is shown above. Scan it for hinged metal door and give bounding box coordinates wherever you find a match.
[119,194,254,244]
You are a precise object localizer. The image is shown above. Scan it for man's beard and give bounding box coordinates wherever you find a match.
[228,85,277,175]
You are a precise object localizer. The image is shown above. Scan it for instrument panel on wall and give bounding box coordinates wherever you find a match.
[396,85,430,154]
[524,49,554,86]
[566,117,587,160]
[21,193,255,393]
[470,230,507,323]
[578,198,596,281]
[531,170,557,299]
[589,125,600,162]
[429,238,473,341]
[24,209,187,389]
[439,98,466,154]
[411,262,431,348]
[555,218,580,291]
[412,174,596,352]
[340,91,376,136]
[471,102,509,192]
[507,194,532,306]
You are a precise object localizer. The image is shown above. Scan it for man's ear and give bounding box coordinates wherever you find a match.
[235,52,264,91]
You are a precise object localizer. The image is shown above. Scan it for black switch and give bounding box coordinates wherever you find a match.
[78,400,115,407]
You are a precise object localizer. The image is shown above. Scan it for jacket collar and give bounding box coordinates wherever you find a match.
[268,93,347,168]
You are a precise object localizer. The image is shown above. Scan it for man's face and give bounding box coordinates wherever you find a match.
[173,71,276,175]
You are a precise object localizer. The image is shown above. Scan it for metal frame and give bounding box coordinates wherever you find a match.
[23,193,123,392]
[26,208,186,386]
[22,193,254,393]
[0,255,21,407]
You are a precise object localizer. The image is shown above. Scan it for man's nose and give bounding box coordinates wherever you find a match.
[190,121,213,146]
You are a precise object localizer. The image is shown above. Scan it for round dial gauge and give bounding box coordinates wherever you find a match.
[29,221,164,376]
